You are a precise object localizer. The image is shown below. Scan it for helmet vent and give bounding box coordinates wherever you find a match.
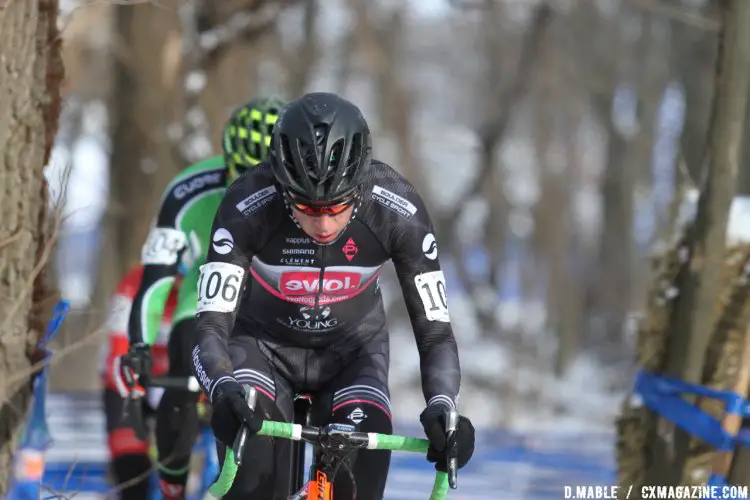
[343,133,363,179]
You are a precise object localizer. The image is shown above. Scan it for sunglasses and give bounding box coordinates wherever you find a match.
[287,191,358,217]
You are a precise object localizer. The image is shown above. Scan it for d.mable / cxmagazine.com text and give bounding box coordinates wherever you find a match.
[564,485,749,499]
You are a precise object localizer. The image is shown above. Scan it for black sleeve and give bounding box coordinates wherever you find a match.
[191,183,257,401]
[389,190,461,410]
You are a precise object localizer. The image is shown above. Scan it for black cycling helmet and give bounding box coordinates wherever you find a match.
[270,92,373,203]
[223,95,288,183]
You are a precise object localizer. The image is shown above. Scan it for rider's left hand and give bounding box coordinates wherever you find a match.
[210,379,263,447]
[420,404,475,472]
[111,342,152,399]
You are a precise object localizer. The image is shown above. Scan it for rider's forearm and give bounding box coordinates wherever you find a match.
[418,331,461,409]
[192,259,249,400]
[192,186,257,399]
[128,220,186,345]
[128,265,176,345]
[192,315,237,400]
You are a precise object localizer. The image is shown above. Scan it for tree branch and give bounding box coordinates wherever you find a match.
[439,1,554,293]
[199,0,298,68]
[169,0,297,166]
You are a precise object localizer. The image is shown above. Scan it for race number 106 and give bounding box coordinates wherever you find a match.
[196,262,245,314]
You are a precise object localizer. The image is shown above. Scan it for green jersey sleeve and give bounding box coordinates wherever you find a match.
[128,156,227,345]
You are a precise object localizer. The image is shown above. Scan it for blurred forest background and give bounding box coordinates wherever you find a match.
[41,0,731,430]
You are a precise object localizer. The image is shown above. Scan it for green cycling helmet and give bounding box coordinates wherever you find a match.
[223,95,288,183]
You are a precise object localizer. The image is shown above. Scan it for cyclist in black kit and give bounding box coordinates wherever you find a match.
[192,92,475,499]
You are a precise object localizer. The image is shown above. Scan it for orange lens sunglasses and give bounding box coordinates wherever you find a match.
[287,192,358,217]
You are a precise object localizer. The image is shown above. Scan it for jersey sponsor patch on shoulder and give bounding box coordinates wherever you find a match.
[212,228,234,255]
[422,233,438,260]
[236,185,277,217]
[371,185,417,220]
[196,262,245,313]
[414,270,450,322]
[141,227,187,265]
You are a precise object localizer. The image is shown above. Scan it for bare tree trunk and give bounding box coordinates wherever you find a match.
[0,0,63,492]
[443,1,553,296]
[347,0,428,197]
[61,1,112,102]
[586,0,636,366]
[552,128,585,377]
[738,88,750,194]
[107,1,182,279]
[50,1,185,393]
[285,0,319,98]
[670,2,720,184]
[647,0,750,485]
[625,14,670,343]
[334,27,356,94]
[201,40,261,149]
[103,0,293,306]
[594,98,633,350]
[528,8,581,377]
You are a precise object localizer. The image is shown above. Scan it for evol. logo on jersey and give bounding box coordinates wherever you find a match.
[280,271,362,305]
[250,258,382,306]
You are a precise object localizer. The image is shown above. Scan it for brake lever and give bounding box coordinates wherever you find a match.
[444,408,459,489]
[232,385,258,467]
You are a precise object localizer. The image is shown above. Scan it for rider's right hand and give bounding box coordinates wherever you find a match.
[112,342,152,399]
[420,404,476,472]
[210,379,263,447]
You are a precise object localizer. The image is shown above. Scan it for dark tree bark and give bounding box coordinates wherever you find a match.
[0,0,63,492]
[648,0,750,486]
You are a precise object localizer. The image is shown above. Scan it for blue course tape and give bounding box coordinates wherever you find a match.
[6,300,70,500]
[634,369,750,496]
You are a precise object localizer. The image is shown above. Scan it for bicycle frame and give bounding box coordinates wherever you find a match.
[291,422,359,500]
[304,470,333,500]
[204,386,458,500]
[289,394,313,495]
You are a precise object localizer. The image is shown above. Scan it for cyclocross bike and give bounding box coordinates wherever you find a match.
[204,386,459,500]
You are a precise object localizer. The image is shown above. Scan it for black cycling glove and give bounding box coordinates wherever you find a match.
[210,380,263,447]
[112,342,152,398]
[420,404,475,472]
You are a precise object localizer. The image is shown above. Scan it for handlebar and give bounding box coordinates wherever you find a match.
[123,376,202,440]
[148,375,202,392]
[203,386,457,500]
